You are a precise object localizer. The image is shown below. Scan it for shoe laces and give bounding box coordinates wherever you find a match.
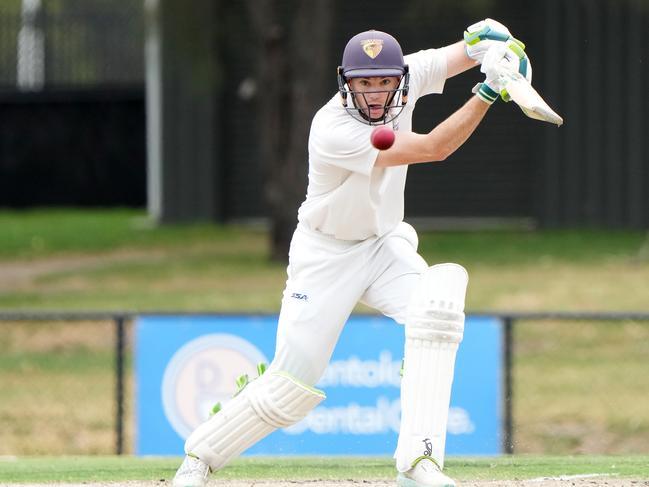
[414,456,443,474]
[178,456,210,478]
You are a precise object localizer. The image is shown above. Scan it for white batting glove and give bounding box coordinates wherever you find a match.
[473,41,533,105]
[464,18,525,64]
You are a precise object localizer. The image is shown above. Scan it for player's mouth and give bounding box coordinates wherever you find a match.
[368,104,385,117]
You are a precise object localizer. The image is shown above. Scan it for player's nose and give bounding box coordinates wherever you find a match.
[365,91,383,102]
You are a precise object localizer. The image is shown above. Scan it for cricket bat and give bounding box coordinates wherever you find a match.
[501,71,563,127]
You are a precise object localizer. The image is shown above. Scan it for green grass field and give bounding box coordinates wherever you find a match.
[2,208,649,311]
[1,209,649,459]
[1,456,649,483]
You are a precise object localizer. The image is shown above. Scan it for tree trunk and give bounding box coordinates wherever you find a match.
[246,1,331,261]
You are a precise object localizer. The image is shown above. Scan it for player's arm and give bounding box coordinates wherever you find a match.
[375,44,512,168]
[374,96,489,167]
[443,41,476,78]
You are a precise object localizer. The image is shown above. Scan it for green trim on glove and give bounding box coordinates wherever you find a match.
[464,25,511,45]
[474,82,499,105]
[508,40,526,59]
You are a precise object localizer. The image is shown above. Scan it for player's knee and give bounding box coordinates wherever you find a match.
[406,263,468,343]
[394,221,419,250]
[268,344,325,388]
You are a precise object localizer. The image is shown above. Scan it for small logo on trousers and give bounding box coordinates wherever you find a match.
[422,438,432,456]
[291,293,308,301]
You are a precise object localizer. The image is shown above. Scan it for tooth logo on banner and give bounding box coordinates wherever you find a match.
[161,334,268,439]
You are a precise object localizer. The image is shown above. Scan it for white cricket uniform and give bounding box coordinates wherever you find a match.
[268,48,448,386]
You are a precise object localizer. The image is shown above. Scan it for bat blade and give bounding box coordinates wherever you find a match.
[502,72,563,126]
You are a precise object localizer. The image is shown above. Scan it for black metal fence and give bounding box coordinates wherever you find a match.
[0,88,146,207]
[1,310,648,456]
[0,1,647,229]
[537,0,649,229]
[0,2,146,208]
[0,1,143,90]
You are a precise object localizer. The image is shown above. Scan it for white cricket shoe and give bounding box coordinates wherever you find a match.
[396,457,456,487]
[172,455,211,487]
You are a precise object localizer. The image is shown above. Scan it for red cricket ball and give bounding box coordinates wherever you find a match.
[370,125,395,151]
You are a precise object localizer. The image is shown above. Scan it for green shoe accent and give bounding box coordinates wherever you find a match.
[411,455,442,470]
[184,453,212,474]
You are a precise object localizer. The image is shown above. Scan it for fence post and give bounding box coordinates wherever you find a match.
[115,315,126,455]
[503,315,514,454]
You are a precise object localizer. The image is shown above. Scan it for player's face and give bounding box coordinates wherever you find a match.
[348,76,401,120]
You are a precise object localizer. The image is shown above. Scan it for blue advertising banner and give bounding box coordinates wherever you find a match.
[135,314,502,456]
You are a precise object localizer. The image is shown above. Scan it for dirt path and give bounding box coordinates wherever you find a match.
[0,249,169,291]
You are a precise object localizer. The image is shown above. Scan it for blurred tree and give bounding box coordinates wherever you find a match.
[245,0,332,261]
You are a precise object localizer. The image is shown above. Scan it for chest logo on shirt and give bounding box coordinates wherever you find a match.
[361,39,383,59]
[291,292,309,301]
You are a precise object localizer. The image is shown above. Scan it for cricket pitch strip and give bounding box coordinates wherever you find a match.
[3,478,648,487]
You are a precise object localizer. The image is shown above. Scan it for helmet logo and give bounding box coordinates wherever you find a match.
[360,39,383,59]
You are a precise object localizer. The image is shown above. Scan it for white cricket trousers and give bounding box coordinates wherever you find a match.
[267,221,427,386]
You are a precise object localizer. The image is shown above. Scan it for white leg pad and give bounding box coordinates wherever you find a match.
[396,263,468,472]
[185,371,325,470]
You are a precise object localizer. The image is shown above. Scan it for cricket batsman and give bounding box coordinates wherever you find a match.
[174,19,531,487]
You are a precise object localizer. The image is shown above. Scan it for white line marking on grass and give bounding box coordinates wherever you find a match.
[528,473,616,482]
